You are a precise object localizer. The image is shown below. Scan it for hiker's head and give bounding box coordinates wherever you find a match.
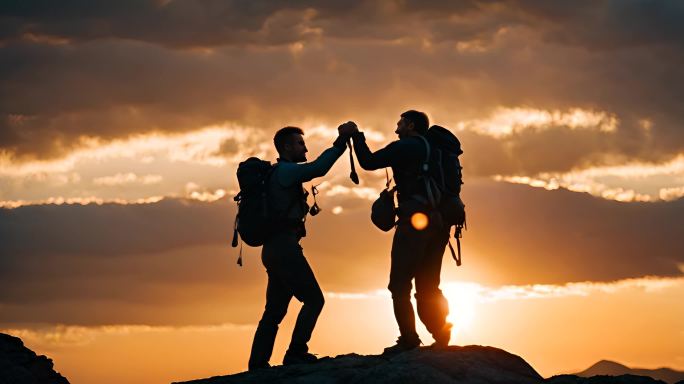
[274,126,307,162]
[396,110,429,138]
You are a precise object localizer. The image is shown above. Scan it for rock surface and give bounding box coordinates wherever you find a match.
[0,333,69,384]
[176,345,544,384]
[176,345,675,384]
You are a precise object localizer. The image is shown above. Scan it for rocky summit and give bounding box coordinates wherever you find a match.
[0,333,69,384]
[176,345,675,384]
[176,345,544,384]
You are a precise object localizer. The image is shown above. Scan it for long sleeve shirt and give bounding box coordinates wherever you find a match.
[275,136,347,187]
[351,131,428,204]
[269,135,347,223]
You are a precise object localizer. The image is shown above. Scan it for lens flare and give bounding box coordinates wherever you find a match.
[411,212,429,230]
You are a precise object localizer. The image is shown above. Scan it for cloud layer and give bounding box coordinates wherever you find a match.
[1,0,683,182]
[1,180,681,326]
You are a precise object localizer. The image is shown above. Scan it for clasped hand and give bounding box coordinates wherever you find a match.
[338,121,359,137]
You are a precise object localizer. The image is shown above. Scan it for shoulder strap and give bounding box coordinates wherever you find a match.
[414,135,431,171]
[414,135,439,208]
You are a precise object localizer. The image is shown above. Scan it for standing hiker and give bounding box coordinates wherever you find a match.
[247,124,356,370]
[343,111,454,353]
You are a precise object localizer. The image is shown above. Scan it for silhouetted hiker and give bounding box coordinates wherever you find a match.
[248,125,356,370]
[343,111,453,354]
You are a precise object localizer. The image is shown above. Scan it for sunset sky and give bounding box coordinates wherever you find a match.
[1,1,683,383]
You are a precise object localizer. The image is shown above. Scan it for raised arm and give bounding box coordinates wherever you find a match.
[351,132,425,171]
[277,135,348,186]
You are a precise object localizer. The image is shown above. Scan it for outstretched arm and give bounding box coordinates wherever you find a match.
[277,135,348,187]
[351,132,390,170]
[351,132,424,171]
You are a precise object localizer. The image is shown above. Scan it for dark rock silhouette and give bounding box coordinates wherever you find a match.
[176,345,677,384]
[576,360,684,384]
[176,345,544,384]
[0,333,69,384]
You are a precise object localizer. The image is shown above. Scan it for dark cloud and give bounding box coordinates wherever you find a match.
[0,0,319,48]
[3,1,681,49]
[215,138,239,157]
[0,180,682,325]
[0,198,231,257]
[515,0,684,50]
[1,0,683,175]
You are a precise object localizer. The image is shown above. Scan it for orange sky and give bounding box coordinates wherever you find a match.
[7,275,684,384]
[1,1,684,383]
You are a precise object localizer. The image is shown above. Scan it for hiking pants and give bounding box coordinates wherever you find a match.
[248,232,325,369]
[389,219,450,342]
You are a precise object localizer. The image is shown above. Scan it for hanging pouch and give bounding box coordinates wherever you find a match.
[371,169,397,232]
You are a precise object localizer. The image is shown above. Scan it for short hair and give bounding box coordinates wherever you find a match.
[274,126,304,154]
[401,110,429,135]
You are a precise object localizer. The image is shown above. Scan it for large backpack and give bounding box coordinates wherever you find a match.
[231,157,274,265]
[416,125,467,266]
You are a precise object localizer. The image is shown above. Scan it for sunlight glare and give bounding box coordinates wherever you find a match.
[442,282,481,339]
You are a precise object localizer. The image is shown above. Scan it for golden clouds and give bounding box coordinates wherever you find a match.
[0,124,269,206]
[93,173,163,186]
[496,155,684,202]
[456,107,618,138]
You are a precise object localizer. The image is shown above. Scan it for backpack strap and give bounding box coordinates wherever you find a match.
[446,238,461,267]
[231,193,241,248]
[414,135,439,208]
[448,212,467,267]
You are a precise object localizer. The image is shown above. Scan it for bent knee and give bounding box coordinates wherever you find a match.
[388,283,412,300]
[303,291,325,310]
[414,288,445,301]
[312,293,325,310]
[259,310,287,327]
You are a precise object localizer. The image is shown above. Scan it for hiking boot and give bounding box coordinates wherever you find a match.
[283,351,318,366]
[382,336,421,355]
[430,322,452,349]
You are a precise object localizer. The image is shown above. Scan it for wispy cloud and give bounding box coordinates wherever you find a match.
[456,107,618,138]
[0,124,264,178]
[496,155,684,202]
[0,323,255,348]
[93,173,163,186]
[327,276,684,303]
[0,195,165,209]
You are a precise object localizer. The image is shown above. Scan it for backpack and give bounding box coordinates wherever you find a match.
[416,125,467,266]
[231,157,275,265]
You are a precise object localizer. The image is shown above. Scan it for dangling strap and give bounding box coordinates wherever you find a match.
[232,195,242,267]
[348,140,359,184]
[231,215,239,248]
[385,168,393,189]
[446,238,462,267]
[237,242,243,267]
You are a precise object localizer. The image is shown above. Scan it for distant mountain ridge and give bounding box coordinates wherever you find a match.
[577,360,684,384]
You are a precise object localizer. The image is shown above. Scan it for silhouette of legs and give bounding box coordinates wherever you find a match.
[388,220,450,349]
[415,227,450,342]
[249,233,324,369]
[388,224,422,344]
[286,254,325,355]
[249,273,292,370]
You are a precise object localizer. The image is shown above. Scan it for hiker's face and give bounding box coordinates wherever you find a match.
[395,117,414,139]
[286,133,308,162]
